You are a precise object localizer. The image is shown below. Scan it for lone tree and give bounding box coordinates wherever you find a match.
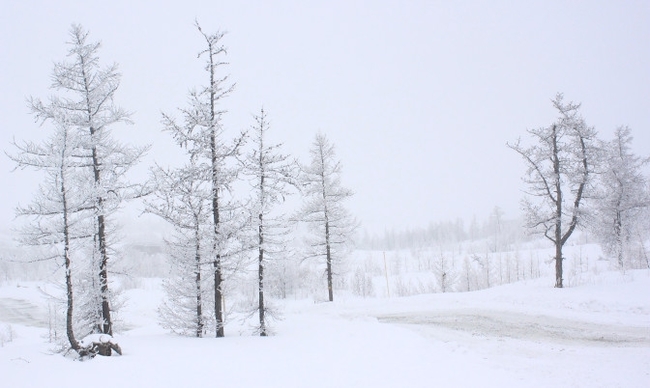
[508,94,597,288]
[242,108,297,335]
[592,126,650,269]
[161,21,245,337]
[298,133,357,301]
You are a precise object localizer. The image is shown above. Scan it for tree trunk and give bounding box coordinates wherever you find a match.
[213,258,224,337]
[208,44,225,337]
[195,226,203,338]
[81,45,113,341]
[61,156,80,352]
[258,213,266,336]
[554,241,563,288]
[97,213,112,336]
[210,123,224,337]
[97,214,112,356]
[93,147,113,354]
[64,256,79,351]
[553,126,564,289]
[615,209,624,269]
[325,220,333,302]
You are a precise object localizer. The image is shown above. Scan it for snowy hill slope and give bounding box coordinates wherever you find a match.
[1,271,649,388]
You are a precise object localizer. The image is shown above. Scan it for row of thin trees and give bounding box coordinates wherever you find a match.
[10,23,356,355]
[144,23,356,338]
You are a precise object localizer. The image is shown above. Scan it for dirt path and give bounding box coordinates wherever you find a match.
[378,309,650,347]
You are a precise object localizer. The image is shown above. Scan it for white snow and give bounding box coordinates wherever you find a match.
[1,271,649,387]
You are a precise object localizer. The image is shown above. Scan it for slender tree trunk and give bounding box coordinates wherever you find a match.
[97,212,111,335]
[195,225,203,338]
[64,246,79,351]
[60,141,80,352]
[92,143,113,347]
[80,51,112,346]
[614,209,624,269]
[91,133,112,355]
[325,219,333,302]
[553,127,564,289]
[258,213,266,336]
[554,213,563,288]
[320,143,334,302]
[554,235,563,288]
[207,37,226,338]
[213,257,224,337]
[97,213,112,356]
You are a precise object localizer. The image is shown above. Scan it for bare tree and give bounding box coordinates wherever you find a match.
[592,126,650,269]
[298,133,357,302]
[162,21,245,337]
[242,108,297,335]
[508,94,597,288]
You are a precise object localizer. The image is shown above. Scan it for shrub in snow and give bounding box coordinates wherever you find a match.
[76,334,122,359]
[0,324,14,346]
[351,267,375,298]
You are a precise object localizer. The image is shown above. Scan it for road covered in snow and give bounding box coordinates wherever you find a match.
[378,309,650,346]
[356,271,650,387]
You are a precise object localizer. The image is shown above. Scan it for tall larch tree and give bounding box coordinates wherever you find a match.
[298,133,357,302]
[593,126,650,269]
[243,108,297,335]
[162,22,245,337]
[10,24,146,356]
[146,162,211,337]
[53,25,147,353]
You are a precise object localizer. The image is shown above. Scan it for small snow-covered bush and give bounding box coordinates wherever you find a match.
[77,333,122,359]
[351,267,375,298]
[0,323,14,346]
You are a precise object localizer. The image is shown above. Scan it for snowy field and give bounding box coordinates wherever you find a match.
[1,269,649,387]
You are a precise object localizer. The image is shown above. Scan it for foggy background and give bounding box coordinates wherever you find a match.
[1,0,648,240]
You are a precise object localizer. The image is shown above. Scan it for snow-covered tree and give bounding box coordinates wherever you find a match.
[242,108,297,335]
[508,94,597,288]
[298,133,357,302]
[433,253,457,293]
[146,163,211,337]
[9,111,91,354]
[8,24,145,356]
[50,26,148,353]
[592,126,650,269]
[488,206,504,252]
[161,22,245,337]
[351,266,375,298]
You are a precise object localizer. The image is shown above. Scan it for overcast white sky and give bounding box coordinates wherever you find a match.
[1,1,649,237]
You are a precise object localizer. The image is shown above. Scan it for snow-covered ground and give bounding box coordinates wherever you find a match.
[1,271,649,387]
